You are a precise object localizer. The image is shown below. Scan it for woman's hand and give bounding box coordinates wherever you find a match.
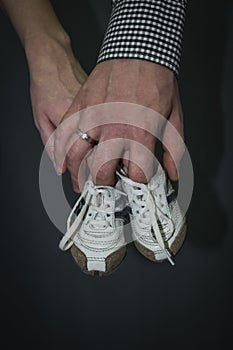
[27,35,87,162]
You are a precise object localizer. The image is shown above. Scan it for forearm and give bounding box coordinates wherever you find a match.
[1,0,71,58]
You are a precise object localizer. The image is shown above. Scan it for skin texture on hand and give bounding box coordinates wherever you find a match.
[1,0,88,168]
[54,59,184,192]
[2,0,184,193]
[27,36,87,162]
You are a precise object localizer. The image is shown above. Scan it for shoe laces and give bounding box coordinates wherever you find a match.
[118,172,175,266]
[85,185,125,230]
[59,180,126,251]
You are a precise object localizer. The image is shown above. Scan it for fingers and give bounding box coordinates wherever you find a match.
[54,114,80,174]
[162,107,185,181]
[88,138,124,186]
[37,116,56,163]
[53,93,100,174]
[66,137,93,192]
[163,151,178,181]
[127,129,156,183]
[92,158,120,187]
[127,147,156,183]
[54,101,101,190]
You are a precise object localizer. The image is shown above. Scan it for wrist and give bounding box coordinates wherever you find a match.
[25,30,71,66]
[25,32,74,78]
[101,59,175,85]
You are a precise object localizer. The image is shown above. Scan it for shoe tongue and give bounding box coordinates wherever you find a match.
[151,168,167,192]
[96,188,113,204]
[95,191,104,207]
[91,188,113,224]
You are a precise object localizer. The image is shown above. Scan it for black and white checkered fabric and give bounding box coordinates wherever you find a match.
[97,0,187,75]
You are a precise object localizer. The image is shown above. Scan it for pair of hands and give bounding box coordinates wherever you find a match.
[29,38,184,193]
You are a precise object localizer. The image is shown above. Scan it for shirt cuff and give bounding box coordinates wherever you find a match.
[97,0,187,75]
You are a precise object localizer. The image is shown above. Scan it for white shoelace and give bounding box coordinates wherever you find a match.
[59,180,126,251]
[117,173,175,266]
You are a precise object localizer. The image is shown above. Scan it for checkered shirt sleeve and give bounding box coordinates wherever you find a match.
[97,0,187,75]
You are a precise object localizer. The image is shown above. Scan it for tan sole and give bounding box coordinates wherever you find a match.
[70,245,127,277]
[134,223,187,263]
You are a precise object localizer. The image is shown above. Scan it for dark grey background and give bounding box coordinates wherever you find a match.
[1,0,232,349]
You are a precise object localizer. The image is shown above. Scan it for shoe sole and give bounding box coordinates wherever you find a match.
[70,245,127,277]
[134,223,187,264]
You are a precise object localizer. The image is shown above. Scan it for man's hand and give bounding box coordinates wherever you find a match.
[54,59,184,192]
